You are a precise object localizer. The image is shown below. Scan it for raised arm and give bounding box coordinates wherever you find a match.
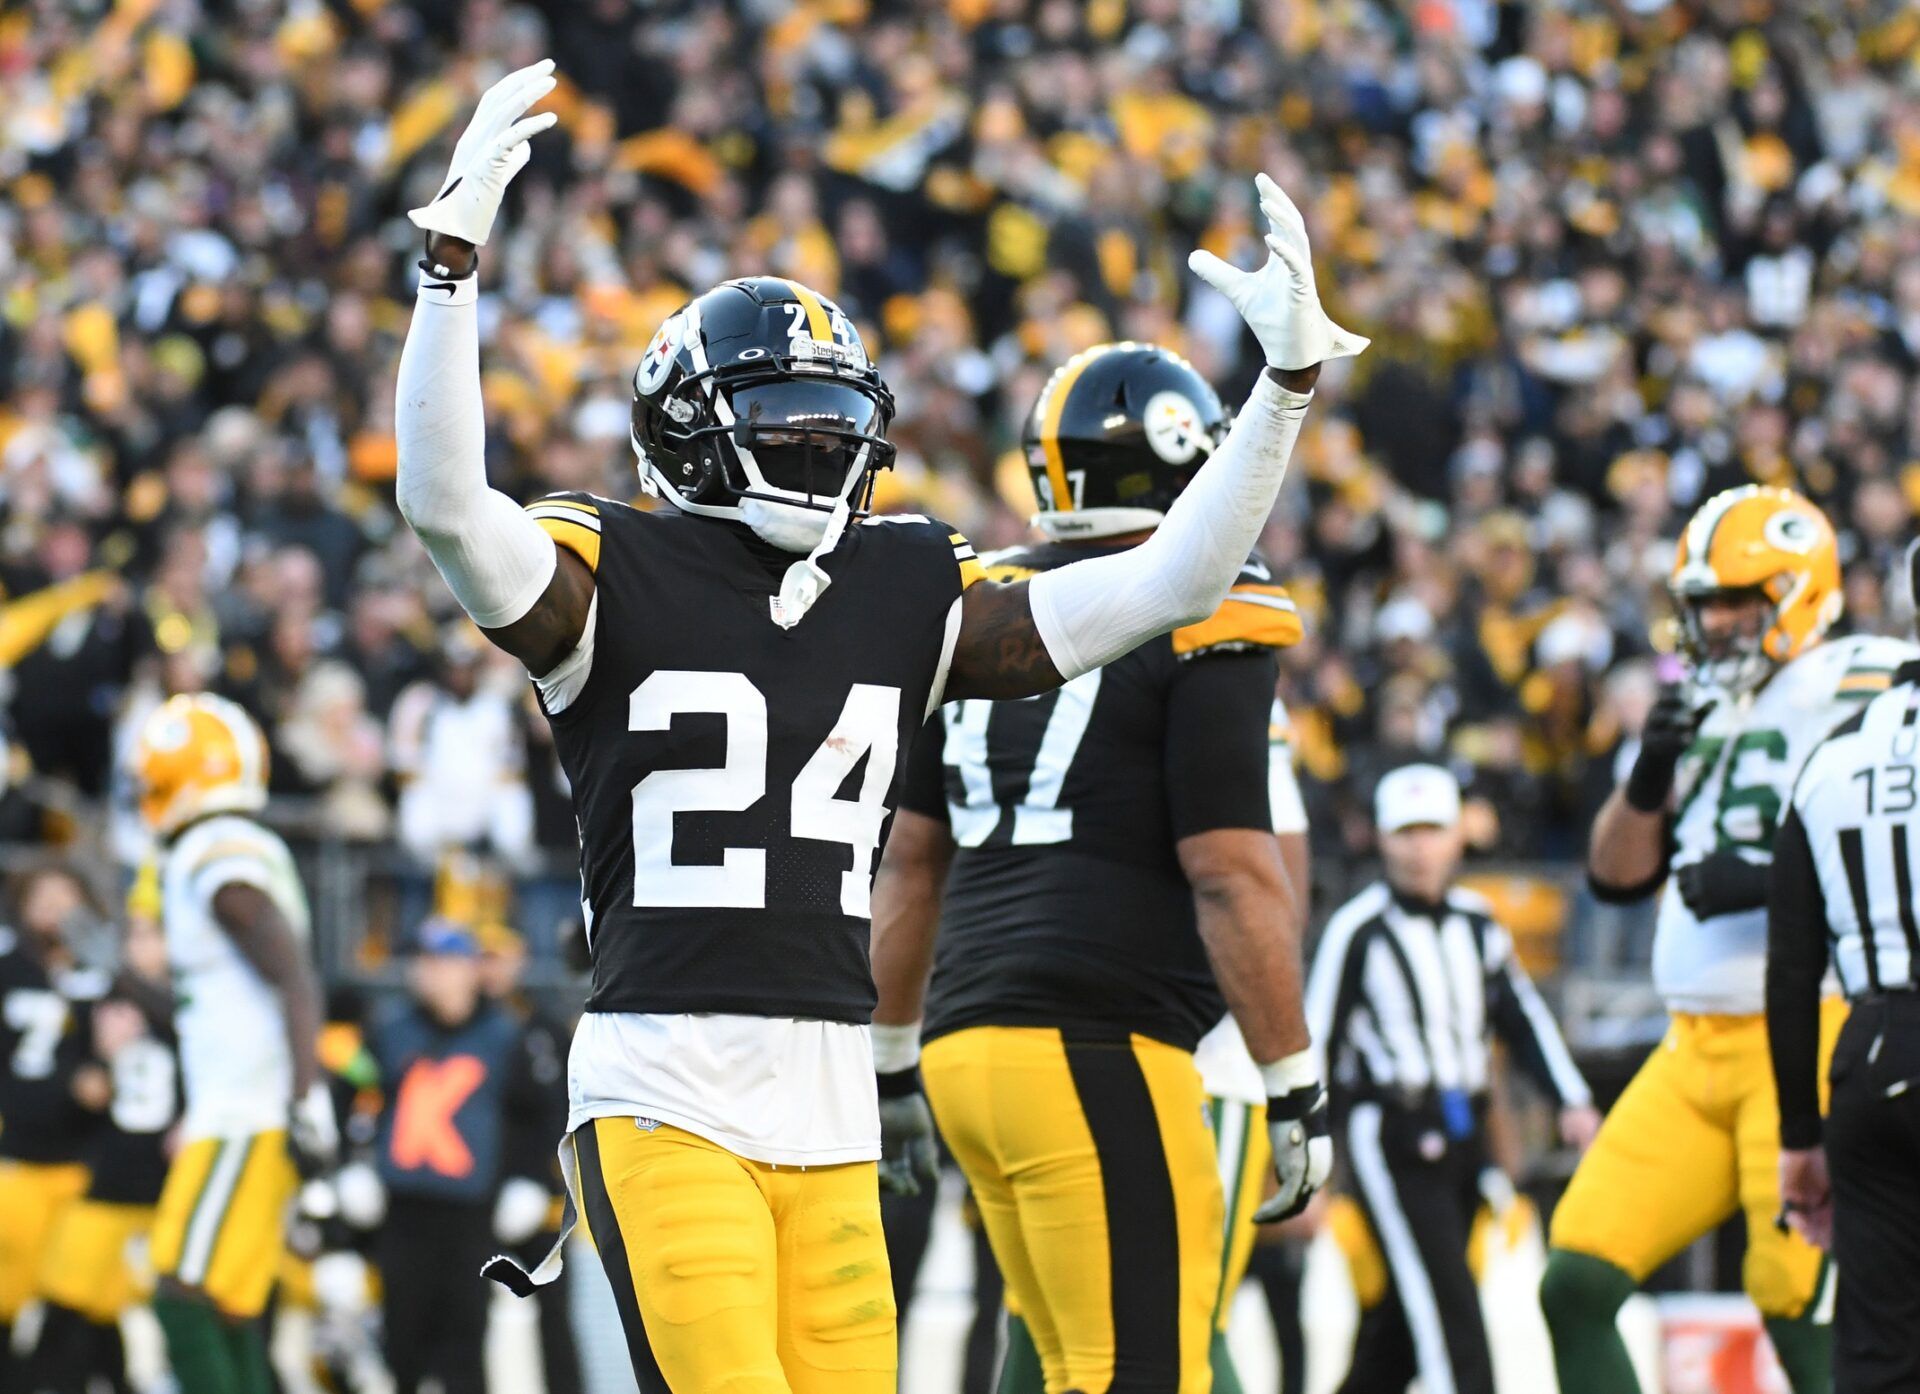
[394,60,590,677]
[1588,682,1710,900]
[945,173,1365,702]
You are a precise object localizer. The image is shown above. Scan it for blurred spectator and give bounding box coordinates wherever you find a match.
[0,0,1912,941]
[389,626,534,870]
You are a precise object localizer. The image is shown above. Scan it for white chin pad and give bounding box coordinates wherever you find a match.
[741,496,831,553]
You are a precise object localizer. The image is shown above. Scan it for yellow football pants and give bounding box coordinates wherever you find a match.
[571,1117,896,1394]
[150,1130,298,1319]
[1210,1098,1271,1333]
[1550,1001,1846,1318]
[0,1160,88,1320]
[39,1199,157,1323]
[924,1026,1224,1394]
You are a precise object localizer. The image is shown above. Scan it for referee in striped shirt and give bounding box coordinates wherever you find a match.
[1767,622,1920,1393]
[1308,764,1596,1394]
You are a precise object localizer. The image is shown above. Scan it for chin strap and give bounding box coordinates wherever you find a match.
[769,495,852,630]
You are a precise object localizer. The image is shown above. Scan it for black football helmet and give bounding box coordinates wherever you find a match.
[630,277,896,543]
[1022,341,1230,540]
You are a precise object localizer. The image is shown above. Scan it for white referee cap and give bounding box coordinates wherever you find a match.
[1375,764,1462,833]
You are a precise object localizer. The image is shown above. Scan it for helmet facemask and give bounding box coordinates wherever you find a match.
[1671,579,1786,697]
[634,346,896,554]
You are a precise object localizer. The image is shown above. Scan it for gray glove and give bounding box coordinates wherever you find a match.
[876,1069,939,1197]
[1255,1083,1333,1223]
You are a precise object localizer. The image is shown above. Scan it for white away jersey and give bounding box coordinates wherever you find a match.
[160,814,311,1138]
[1652,633,1917,1013]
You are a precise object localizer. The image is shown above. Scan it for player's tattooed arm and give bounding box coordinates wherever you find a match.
[483,545,595,679]
[944,579,1064,701]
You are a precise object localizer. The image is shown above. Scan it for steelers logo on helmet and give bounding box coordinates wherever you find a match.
[635,312,685,396]
[1023,341,1230,542]
[1143,391,1209,465]
[629,277,896,555]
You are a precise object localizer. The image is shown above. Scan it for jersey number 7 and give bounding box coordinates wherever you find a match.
[628,671,900,916]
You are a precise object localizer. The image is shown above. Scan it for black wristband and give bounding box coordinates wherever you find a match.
[876,1066,922,1099]
[418,252,479,282]
[1780,1115,1823,1150]
[1624,753,1678,812]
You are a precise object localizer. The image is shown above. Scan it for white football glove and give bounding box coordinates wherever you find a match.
[289,1080,341,1177]
[408,59,559,248]
[1188,173,1370,371]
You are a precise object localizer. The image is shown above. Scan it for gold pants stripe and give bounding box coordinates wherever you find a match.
[572,1117,896,1394]
[924,1026,1223,1394]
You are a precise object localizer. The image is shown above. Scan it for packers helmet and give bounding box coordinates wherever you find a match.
[1670,485,1841,694]
[133,692,270,836]
[629,277,895,553]
[1024,342,1229,541]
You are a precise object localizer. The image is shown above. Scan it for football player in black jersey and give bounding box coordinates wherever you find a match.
[0,866,107,1382]
[395,62,1364,1393]
[870,342,1328,1394]
[28,893,181,1394]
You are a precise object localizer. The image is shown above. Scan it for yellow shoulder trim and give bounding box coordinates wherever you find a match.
[1172,583,1304,656]
[526,501,602,572]
[950,532,986,591]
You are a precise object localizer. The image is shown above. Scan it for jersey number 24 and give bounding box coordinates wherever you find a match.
[628,671,899,917]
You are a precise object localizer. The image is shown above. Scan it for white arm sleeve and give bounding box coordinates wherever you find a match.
[1027,373,1311,680]
[394,272,557,630]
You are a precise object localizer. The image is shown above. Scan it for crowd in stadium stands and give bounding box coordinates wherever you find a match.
[3,0,1920,927]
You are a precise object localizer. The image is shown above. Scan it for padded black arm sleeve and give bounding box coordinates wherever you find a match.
[1164,649,1278,840]
[1765,807,1830,1150]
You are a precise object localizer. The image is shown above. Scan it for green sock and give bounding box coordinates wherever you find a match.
[1765,1304,1832,1394]
[1209,1329,1244,1394]
[152,1292,242,1394]
[1539,1248,1643,1394]
[998,1312,1046,1394]
[224,1315,275,1394]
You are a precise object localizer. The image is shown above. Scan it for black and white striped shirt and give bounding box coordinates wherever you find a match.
[1304,881,1590,1112]
[1768,668,1920,1147]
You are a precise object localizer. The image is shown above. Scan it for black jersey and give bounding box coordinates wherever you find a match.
[82,991,180,1205]
[526,494,984,1023]
[903,543,1299,1051]
[0,931,104,1164]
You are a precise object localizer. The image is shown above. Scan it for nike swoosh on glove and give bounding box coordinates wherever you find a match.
[409,59,560,247]
[1188,173,1369,371]
[1255,1082,1334,1223]
[876,1068,939,1197]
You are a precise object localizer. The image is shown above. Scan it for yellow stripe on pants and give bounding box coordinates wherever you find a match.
[924,1025,1223,1394]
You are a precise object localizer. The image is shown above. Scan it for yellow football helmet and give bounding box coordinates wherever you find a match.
[134,692,270,836]
[1670,484,1840,693]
